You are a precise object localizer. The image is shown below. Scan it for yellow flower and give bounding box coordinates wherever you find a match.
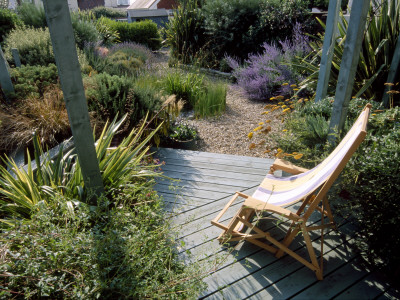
[293,88,299,91]
[248,132,254,139]
[290,84,297,88]
[265,120,271,123]
[270,97,276,100]
[384,82,395,86]
[281,105,287,108]
[372,113,376,116]
[258,122,264,125]
[278,102,284,105]
[293,153,303,160]
[282,108,291,113]
[277,148,283,153]
[282,129,288,132]
[254,126,263,131]
[262,111,270,115]
[275,95,285,100]
[282,83,289,86]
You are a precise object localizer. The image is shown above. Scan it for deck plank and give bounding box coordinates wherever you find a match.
[154,148,394,299]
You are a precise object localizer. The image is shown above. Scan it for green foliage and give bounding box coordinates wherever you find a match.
[70,12,100,49]
[95,16,120,46]
[163,71,204,108]
[293,0,400,103]
[10,64,58,99]
[0,115,161,221]
[100,18,161,50]
[3,26,54,66]
[90,6,127,19]
[17,2,47,28]
[201,0,264,61]
[85,73,133,121]
[341,106,400,278]
[164,0,207,66]
[0,8,23,43]
[166,0,313,68]
[194,81,227,118]
[1,174,204,298]
[85,73,162,127]
[169,121,198,141]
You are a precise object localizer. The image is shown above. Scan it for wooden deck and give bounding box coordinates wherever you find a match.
[154,148,399,299]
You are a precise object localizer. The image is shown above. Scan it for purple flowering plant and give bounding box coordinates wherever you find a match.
[227,23,310,101]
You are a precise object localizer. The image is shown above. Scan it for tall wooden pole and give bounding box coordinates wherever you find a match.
[328,0,370,143]
[382,32,400,108]
[0,46,14,102]
[42,0,104,201]
[315,0,342,102]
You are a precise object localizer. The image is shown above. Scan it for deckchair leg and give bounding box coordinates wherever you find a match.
[301,222,323,280]
[323,196,337,230]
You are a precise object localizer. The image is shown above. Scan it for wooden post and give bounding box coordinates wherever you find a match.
[382,32,400,108]
[11,48,21,67]
[0,45,14,102]
[315,0,342,102]
[42,0,104,201]
[328,0,370,143]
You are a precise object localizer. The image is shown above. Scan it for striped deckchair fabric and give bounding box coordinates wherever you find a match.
[211,104,371,280]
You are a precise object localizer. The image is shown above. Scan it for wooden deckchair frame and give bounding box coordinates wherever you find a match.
[211,104,371,280]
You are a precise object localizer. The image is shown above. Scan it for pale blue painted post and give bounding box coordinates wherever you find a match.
[42,0,104,201]
[11,48,21,67]
[315,0,342,102]
[382,32,400,108]
[328,0,370,142]
[0,45,14,102]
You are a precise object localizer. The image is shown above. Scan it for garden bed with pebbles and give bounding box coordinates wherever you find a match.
[152,51,284,159]
[184,84,284,159]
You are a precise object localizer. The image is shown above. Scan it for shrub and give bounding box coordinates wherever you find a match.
[17,2,47,28]
[3,27,54,66]
[3,26,90,68]
[100,18,161,50]
[71,13,100,49]
[84,73,162,127]
[0,8,23,43]
[201,0,266,62]
[293,0,400,104]
[228,24,310,101]
[164,0,207,65]
[95,16,120,46]
[10,64,59,99]
[0,117,204,298]
[90,6,127,19]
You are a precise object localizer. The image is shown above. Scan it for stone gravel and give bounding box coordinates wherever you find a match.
[184,84,284,159]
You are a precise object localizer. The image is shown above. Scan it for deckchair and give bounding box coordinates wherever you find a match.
[211,104,371,280]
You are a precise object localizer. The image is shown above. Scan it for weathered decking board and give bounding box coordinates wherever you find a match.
[154,148,398,299]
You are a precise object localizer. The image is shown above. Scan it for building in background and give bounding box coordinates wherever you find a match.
[127,0,177,26]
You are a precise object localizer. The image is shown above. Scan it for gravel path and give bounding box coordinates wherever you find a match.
[185,84,283,159]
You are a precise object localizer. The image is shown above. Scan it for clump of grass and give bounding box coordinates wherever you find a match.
[194,81,227,118]
[0,85,72,152]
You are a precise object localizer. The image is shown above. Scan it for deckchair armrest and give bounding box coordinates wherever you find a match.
[270,158,309,175]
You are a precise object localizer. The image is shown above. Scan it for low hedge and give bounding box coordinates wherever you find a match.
[100,18,161,50]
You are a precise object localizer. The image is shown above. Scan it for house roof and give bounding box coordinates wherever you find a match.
[128,0,158,9]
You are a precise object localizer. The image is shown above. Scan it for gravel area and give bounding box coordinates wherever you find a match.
[152,51,283,159]
[184,84,283,159]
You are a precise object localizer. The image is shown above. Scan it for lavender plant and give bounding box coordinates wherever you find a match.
[227,23,310,101]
